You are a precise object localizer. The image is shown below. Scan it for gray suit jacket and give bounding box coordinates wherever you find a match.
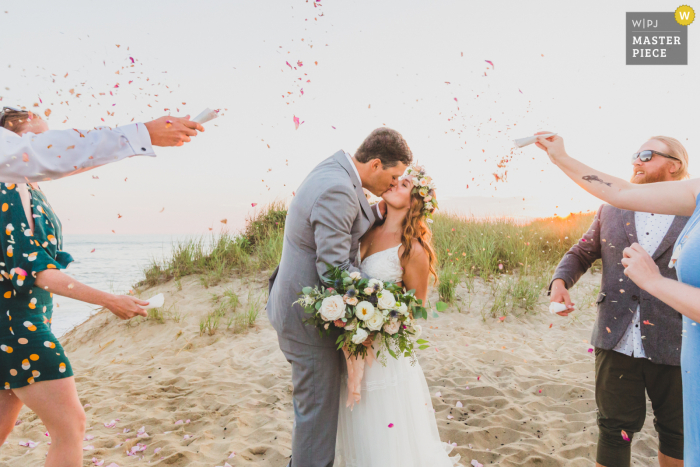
[550,204,688,366]
[266,151,376,347]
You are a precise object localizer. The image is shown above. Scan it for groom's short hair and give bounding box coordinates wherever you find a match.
[355,128,413,168]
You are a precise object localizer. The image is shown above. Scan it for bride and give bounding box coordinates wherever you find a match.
[335,167,461,466]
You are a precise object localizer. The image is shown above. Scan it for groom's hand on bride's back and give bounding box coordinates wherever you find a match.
[144,115,204,147]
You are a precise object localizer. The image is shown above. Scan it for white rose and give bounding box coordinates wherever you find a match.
[355,301,375,321]
[366,312,385,331]
[319,295,346,322]
[363,287,375,295]
[345,319,357,331]
[349,271,362,281]
[419,178,429,187]
[383,319,401,335]
[412,177,421,187]
[412,324,422,339]
[397,302,409,316]
[368,279,384,291]
[345,296,358,306]
[377,291,396,310]
[351,328,369,345]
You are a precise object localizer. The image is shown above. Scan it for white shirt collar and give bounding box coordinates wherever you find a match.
[343,151,362,185]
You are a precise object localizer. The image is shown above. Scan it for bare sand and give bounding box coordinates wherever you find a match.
[1,271,664,466]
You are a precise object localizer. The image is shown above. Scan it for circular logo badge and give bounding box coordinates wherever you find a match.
[675,5,695,25]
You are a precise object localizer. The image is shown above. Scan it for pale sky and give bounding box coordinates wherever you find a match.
[1,0,697,234]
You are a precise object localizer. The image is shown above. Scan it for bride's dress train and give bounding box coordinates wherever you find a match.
[334,245,461,467]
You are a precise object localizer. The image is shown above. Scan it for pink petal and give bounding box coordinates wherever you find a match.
[447,415,454,420]
[84,434,95,441]
[471,460,484,467]
[456,401,463,408]
[388,423,394,428]
[83,445,94,450]
[485,60,494,69]
[129,57,134,64]
[435,391,441,397]
[588,348,594,353]
[175,420,183,425]
[228,452,236,458]
[621,430,631,442]
[154,448,162,454]
[92,458,105,466]
[293,115,300,130]
[251,203,257,207]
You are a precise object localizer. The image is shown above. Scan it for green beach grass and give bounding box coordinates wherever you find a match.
[139,202,597,320]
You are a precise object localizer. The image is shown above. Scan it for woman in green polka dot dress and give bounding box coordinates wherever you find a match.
[0,109,150,466]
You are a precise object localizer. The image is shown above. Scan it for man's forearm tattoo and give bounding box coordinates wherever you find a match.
[582,175,613,187]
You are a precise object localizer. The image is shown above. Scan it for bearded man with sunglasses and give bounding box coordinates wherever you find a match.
[549,136,689,467]
[0,106,204,183]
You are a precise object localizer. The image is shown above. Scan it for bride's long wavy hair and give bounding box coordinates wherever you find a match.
[399,191,438,284]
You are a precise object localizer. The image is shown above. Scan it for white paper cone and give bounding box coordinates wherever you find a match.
[192,108,218,124]
[141,293,165,309]
[549,302,568,314]
[513,133,557,148]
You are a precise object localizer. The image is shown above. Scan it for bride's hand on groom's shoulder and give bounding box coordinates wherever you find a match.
[104,294,149,320]
[145,115,204,147]
[534,131,567,163]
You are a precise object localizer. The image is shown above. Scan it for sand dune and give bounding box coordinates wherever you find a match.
[1,271,663,466]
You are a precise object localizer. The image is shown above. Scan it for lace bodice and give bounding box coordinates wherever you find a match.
[359,244,403,283]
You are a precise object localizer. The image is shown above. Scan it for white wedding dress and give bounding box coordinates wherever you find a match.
[334,244,461,467]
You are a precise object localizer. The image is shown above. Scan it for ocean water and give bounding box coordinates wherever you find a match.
[52,234,189,337]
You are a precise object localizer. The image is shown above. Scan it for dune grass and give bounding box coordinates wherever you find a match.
[140,201,287,288]
[139,202,597,319]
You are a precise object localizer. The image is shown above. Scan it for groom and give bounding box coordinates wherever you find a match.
[267,128,412,467]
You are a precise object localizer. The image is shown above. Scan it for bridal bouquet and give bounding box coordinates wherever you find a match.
[294,265,432,362]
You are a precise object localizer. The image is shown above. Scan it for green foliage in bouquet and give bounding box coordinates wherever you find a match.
[295,264,443,362]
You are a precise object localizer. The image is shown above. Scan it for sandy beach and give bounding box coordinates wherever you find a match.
[1,270,664,467]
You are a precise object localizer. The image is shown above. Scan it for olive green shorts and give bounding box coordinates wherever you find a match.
[595,348,683,466]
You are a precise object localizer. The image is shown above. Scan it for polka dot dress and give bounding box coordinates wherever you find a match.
[0,183,74,389]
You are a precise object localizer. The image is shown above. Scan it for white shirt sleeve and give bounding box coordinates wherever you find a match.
[0,123,155,183]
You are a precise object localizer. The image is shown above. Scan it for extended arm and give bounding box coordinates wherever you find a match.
[401,243,430,304]
[35,269,148,319]
[310,185,363,282]
[535,132,699,217]
[622,243,700,323]
[0,116,202,183]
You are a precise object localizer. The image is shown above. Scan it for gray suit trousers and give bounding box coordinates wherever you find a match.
[278,336,345,467]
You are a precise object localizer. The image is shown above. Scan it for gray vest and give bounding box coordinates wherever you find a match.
[551,205,688,366]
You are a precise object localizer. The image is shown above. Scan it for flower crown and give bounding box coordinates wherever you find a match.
[405,165,437,221]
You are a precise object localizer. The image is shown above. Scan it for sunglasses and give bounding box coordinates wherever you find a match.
[0,106,29,128]
[631,150,679,164]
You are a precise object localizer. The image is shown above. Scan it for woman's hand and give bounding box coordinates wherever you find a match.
[534,131,568,164]
[621,243,663,291]
[104,295,149,320]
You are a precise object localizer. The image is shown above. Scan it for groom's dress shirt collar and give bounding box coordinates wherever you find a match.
[343,151,361,185]
[342,150,382,220]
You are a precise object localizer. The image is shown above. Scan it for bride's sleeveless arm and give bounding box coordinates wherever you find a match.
[310,184,363,282]
[401,243,430,303]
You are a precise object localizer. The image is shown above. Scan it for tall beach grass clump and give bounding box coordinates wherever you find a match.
[138,201,597,319]
[140,201,287,287]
